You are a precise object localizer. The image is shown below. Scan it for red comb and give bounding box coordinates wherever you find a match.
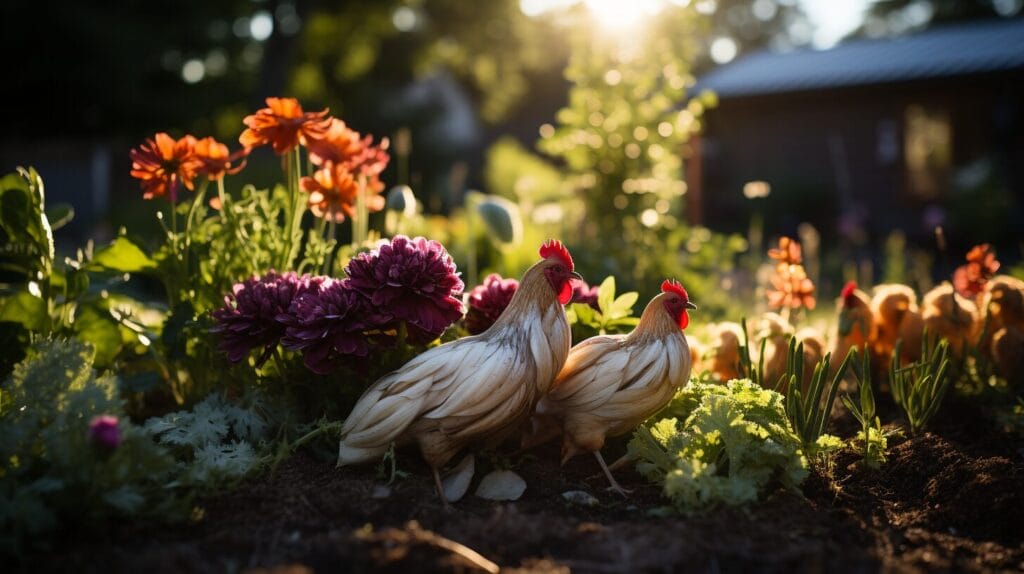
[841,281,857,301]
[539,239,574,270]
[661,279,689,300]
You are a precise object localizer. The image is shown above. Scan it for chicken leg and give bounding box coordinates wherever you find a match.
[595,451,632,497]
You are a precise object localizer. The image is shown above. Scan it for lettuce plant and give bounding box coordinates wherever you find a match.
[628,379,808,512]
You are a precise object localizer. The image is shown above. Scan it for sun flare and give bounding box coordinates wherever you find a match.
[582,0,664,29]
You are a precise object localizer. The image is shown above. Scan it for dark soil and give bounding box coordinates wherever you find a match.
[31,402,1024,574]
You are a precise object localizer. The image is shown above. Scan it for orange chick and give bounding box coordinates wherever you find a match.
[756,312,794,390]
[337,240,580,503]
[708,322,745,382]
[530,280,695,495]
[921,282,981,358]
[830,281,876,374]
[871,284,924,366]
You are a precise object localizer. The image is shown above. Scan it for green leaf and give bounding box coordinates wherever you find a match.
[45,203,74,231]
[0,291,48,331]
[607,291,639,319]
[597,276,616,316]
[74,306,122,366]
[89,237,155,273]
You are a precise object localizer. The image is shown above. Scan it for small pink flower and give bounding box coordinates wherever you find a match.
[465,273,519,334]
[88,415,121,451]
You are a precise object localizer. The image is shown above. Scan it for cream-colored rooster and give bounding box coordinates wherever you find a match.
[921,282,981,358]
[527,280,695,495]
[337,240,580,503]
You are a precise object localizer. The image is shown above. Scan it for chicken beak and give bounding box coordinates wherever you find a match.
[685,301,697,310]
[569,271,583,280]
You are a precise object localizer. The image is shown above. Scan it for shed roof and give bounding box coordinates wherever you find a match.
[697,18,1024,98]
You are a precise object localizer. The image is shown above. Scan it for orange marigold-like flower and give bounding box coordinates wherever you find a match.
[767,264,816,310]
[194,137,249,181]
[768,236,803,265]
[953,243,1000,298]
[129,132,201,201]
[239,97,332,155]
[300,164,385,223]
[307,118,391,177]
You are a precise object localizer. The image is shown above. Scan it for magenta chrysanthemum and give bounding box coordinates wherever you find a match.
[571,280,600,311]
[344,235,464,344]
[464,273,518,335]
[210,271,326,366]
[88,415,121,451]
[279,280,390,375]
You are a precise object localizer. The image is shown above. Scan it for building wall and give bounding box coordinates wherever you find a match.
[696,72,1024,251]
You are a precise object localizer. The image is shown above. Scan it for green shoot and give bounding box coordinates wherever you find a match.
[842,350,887,469]
[784,342,856,454]
[890,331,953,435]
[737,317,766,387]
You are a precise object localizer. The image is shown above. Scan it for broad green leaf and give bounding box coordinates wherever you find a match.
[89,237,155,273]
[607,291,639,319]
[0,291,48,331]
[74,306,122,366]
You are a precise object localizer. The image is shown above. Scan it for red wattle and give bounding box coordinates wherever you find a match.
[678,311,689,330]
[558,282,573,305]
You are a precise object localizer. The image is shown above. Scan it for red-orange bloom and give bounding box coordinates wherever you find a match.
[767,264,816,310]
[129,132,201,201]
[239,97,332,155]
[300,164,385,223]
[307,118,391,177]
[194,137,249,181]
[768,236,802,265]
[953,243,1000,298]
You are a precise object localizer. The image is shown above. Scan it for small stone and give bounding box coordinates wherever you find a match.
[371,485,392,499]
[442,454,475,503]
[561,490,599,507]
[475,470,527,501]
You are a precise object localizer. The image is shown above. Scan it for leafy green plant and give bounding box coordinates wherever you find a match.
[0,340,179,555]
[628,379,808,512]
[736,317,767,387]
[890,334,953,435]
[567,276,641,340]
[143,393,270,485]
[841,351,897,469]
[783,341,855,457]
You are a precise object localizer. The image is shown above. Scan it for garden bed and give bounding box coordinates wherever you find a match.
[35,400,1024,574]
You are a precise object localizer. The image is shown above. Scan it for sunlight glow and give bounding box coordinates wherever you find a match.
[583,0,664,29]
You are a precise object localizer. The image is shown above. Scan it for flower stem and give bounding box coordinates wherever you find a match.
[324,214,337,276]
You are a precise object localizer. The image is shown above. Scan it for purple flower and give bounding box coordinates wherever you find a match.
[571,280,600,311]
[344,235,464,344]
[464,273,518,335]
[88,415,121,451]
[211,271,326,366]
[280,280,389,374]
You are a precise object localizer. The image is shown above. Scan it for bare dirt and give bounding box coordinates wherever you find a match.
[29,399,1024,574]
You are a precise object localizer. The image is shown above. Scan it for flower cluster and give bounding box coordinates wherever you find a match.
[129,133,248,202]
[211,236,463,374]
[571,280,600,311]
[210,271,327,367]
[300,118,390,223]
[465,273,519,335]
[953,243,1000,299]
[766,237,816,311]
[129,97,388,223]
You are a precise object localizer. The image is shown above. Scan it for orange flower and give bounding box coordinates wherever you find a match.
[129,132,200,201]
[307,118,391,177]
[300,164,385,223]
[239,97,332,154]
[953,243,1000,298]
[767,264,816,310]
[768,236,802,265]
[194,137,249,180]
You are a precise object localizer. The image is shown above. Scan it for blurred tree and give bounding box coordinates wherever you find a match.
[851,0,1023,38]
[697,0,812,68]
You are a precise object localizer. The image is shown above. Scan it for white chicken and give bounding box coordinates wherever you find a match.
[527,279,695,495]
[337,240,580,503]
